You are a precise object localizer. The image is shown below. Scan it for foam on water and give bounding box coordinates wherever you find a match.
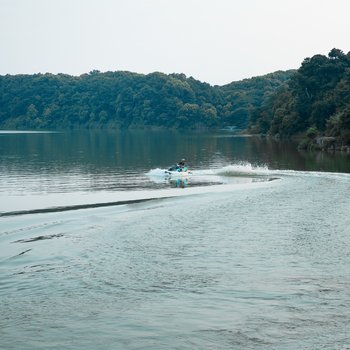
[146,168,169,177]
[214,162,270,176]
[147,162,270,178]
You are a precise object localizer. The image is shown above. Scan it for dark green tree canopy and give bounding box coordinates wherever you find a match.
[0,70,292,130]
[249,48,350,144]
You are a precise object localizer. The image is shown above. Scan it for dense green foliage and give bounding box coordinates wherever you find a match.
[220,70,295,127]
[0,70,293,130]
[250,49,350,145]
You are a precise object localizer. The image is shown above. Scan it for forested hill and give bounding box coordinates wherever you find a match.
[249,49,350,146]
[220,70,294,127]
[0,70,293,130]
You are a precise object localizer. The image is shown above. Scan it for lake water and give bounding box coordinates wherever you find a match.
[1,130,350,349]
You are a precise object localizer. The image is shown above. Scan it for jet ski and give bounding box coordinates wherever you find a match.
[164,164,191,176]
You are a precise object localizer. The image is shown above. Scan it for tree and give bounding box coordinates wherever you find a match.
[249,48,350,144]
[26,104,38,119]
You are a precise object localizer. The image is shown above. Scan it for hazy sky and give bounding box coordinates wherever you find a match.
[1,0,350,85]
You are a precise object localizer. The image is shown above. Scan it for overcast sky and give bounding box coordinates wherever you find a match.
[1,0,350,85]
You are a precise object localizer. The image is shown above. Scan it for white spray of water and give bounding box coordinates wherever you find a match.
[146,162,350,181]
[214,162,270,176]
[146,162,271,178]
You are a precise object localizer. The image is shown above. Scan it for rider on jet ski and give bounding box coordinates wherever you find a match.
[168,158,188,172]
[178,158,188,171]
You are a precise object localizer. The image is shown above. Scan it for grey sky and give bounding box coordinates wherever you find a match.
[1,0,350,85]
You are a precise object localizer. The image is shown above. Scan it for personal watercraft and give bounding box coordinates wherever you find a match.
[164,164,191,176]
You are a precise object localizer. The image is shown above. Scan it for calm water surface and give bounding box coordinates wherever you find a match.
[0,130,349,349]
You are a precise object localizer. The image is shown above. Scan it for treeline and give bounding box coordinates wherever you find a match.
[0,70,293,130]
[249,48,350,146]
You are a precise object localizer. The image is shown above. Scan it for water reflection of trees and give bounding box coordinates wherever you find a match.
[1,131,349,174]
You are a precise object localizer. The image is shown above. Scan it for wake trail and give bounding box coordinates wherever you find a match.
[3,162,348,218]
[0,197,168,218]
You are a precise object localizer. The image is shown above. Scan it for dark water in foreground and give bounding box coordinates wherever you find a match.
[0,131,350,349]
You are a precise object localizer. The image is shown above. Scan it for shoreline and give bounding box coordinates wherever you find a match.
[245,132,350,153]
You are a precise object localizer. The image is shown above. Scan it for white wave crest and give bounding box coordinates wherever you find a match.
[146,163,272,178]
[146,168,167,177]
[215,162,270,176]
